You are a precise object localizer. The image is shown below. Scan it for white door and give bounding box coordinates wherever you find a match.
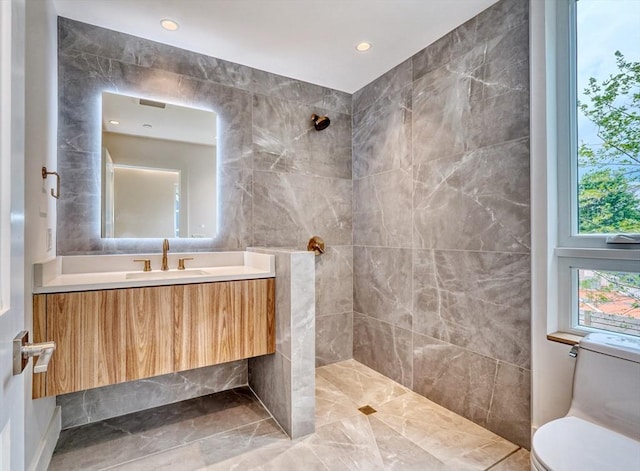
[0,0,27,470]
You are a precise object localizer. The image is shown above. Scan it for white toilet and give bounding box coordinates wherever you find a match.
[531,333,640,471]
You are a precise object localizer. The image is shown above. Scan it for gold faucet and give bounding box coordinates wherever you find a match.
[161,238,170,271]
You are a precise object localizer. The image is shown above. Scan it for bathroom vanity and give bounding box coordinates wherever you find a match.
[32,252,276,398]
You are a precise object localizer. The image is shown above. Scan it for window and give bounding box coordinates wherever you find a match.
[577,269,639,336]
[556,0,640,338]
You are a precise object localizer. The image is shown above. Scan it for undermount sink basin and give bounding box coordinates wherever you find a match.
[126,269,209,280]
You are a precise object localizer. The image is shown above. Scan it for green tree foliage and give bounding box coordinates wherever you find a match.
[578,51,640,234]
[578,51,639,174]
[577,52,639,326]
[578,169,640,233]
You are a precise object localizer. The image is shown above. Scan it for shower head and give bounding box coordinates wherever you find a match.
[311,114,330,131]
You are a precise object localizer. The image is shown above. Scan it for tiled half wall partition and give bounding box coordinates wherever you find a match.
[249,248,316,439]
[56,18,352,427]
[351,0,531,448]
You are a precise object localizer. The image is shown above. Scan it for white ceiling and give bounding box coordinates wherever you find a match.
[53,0,499,93]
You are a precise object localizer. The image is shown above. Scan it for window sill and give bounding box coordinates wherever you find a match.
[547,331,582,346]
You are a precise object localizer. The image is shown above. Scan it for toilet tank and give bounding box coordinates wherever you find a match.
[568,333,640,441]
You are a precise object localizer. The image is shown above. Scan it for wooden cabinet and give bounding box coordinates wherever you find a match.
[126,286,174,380]
[33,278,275,398]
[173,280,275,370]
[38,289,127,396]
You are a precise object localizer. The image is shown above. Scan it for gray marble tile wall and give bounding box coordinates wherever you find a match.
[58,360,247,428]
[248,248,316,438]
[56,18,352,425]
[351,0,531,449]
[56,1,532,446]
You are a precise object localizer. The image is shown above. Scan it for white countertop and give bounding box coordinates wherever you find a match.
[33,251,275,294]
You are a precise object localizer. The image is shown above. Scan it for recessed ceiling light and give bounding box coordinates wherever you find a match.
[160,19,179,31]
[356,42,371,52]
[109,120,120,125]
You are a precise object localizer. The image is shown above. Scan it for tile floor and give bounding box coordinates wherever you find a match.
[49,359,530,470]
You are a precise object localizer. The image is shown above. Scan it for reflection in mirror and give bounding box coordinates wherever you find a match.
[101,92,217,238]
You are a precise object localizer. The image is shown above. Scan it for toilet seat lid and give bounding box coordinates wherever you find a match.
[532,416,640,471]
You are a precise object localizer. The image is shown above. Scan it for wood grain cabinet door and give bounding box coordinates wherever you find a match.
[125,286,174,380]
[40,290,127,396]
[174,279,275,371]
[34,286,174,397]
[241,278,276,357]
[33,278,274,398]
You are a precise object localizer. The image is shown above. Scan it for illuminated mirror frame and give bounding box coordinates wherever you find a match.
[100,92,218,239]
[57,17,255,255]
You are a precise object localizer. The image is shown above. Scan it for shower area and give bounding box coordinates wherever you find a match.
[350,0,531,449]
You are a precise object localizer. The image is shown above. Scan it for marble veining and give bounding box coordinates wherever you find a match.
[351,0,531,449]
[251,69,351,115]
[58,18,254,91]
[487,361,532,449]
[413,138,530,253]
[315,312,353,367]
[316,359,409,407]
[51,387,273,470]
[49,360,530,471]
[57,15,354,426]
[490,449,532,471]
[353,247,412,330]
[352,59,412,115]
[352,86,412,179]
[58,17,353,257]
[375,392,518,470]
[412,249,531,369]
[56,0,532,452]
[253,94,352,180]
[248,249,316,439]
[412,334,498,426]
[314,245,353,317]
[353,168,413,248]
[353,314,413,389]
[58,361,247,429]
[252,171,352,247]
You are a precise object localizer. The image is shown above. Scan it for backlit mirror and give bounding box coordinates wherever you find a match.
[101,92,217,238]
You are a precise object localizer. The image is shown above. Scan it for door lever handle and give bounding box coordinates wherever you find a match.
[33,347,55,373]
[13,331,56,375]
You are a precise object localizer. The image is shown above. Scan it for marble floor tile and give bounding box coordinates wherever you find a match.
[367,415,448,471]
[488,449,531,471]
[205,440,330,471]
[49,387,273,470]
[316,359,409,408]
[109,419,288,470]
[50,360,528,471]
[305,413,386,471]
[315,374,361,427]
[374,391,519,470]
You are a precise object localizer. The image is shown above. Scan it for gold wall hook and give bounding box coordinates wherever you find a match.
[42,167,60,199]
[307,236,325,255]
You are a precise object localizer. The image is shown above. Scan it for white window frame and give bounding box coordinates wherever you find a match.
[555,0,640,338]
